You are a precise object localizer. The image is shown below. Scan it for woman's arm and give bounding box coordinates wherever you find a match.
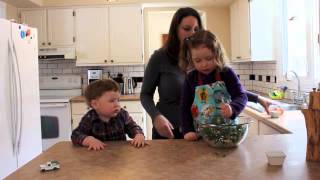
[140,51,162,121]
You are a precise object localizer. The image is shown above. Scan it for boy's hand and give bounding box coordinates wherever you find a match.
[184,132,198,141]
[220,103,233,118]
[82,136,107,151]
[131,134,145,148]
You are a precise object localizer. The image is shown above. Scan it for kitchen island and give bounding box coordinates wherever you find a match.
[5,110,320,180]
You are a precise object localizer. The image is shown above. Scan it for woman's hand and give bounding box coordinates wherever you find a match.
[220,103,233,118]
[153,114,174,139]
[184,132,198,141]
[258,96,271,114]
[131,134,145,148]
[82,136,107,151]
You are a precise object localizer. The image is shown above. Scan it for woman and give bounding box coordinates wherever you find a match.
[141,7,270,139]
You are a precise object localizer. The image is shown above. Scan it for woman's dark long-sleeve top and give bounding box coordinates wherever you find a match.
[140,49,185,128]
[180,67,248,135]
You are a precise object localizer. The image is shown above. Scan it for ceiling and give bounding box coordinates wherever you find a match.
[3,0,234,8]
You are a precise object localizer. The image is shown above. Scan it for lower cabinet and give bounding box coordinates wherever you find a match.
[259,122,280,135]
[240,112,280,137]
[71,100,147,139]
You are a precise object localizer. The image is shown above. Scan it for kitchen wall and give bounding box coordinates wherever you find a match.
[38,60,145,94]
[0,1,18,20]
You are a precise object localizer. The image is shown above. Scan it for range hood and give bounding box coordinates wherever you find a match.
[38,47,76,60]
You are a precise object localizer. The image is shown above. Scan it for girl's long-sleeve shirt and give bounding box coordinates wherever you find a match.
[181,67,248,135]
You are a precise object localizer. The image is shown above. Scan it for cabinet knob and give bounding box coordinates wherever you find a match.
[48,42,51,46]
[123,106,127,109]
[104,60,107,63]
[236,56,241,59]
[42,42,45,46]
[110,60,114,63]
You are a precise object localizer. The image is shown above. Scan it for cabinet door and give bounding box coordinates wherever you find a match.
[250,0,275,61]
[259,122,280,135]
[238,0,250,60]
[230,1,240,61]
[20,10,47,47]
[75,7,109,65]
[47,9,74,46]
[72,114,83,130]
[130,113,145,133]
[109,5,143,64]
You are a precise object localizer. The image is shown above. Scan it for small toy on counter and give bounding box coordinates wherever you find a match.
[265,151,286,166]
[268,86,287,100]
[40,160,60,172]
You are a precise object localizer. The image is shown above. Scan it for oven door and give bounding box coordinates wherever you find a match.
[40,102,71,151]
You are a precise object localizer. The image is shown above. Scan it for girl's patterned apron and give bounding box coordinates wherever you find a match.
[191,71,236,132]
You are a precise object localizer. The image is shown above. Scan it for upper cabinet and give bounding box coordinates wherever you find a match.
[75,7,109,65]
[75,5,143,66]
[47,9,75,47]
[230,0,276,62]
[21,8,75,48]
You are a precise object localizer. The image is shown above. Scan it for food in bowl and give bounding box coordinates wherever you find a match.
[269,106,284,118]
[198,118,251,148]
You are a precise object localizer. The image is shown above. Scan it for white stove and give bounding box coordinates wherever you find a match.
[39,75,82,151]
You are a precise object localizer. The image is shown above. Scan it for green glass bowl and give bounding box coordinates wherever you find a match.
[199,118,252,148]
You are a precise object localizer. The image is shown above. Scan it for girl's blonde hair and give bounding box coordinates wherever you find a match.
[179,30,226,73]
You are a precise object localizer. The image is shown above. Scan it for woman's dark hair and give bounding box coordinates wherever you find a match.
[163,7,203,64]
[85,79,119,107]
[179,30,226,72]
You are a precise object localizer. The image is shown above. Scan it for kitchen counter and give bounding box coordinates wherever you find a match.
[70,94,140,102]
[243,107,306,135]
[5,135,320,180]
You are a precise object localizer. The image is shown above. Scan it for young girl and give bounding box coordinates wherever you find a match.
[180,30,248,141]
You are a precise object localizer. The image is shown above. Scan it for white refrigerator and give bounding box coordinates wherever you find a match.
[0,18,42,179]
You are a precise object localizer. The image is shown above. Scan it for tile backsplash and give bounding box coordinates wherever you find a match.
[39,59,145,94]
[229,61,279,94]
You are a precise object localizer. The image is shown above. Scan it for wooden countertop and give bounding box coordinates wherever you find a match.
[70,94,140,102]
[5,136,320,180]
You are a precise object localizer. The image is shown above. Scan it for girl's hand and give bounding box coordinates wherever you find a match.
[82,136,107,151]
[184,132,198,141]
[220,103,233,118]
[153,114,174,139]
[131,134,145,148]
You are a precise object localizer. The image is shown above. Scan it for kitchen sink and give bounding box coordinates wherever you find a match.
[246,101,301,113]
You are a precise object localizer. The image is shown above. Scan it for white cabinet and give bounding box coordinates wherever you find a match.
[47,9,75,47]
[120,101,146,135]
[75,7,109,65]
[109,5,143,65]
[71,102,90,130]
[240,112,280,136]
[230,0,276,62]
[230,0,250,61]
[20,10,47,47]
[20,8,75,48]
[259,122,280,135]
[75,5,143,66]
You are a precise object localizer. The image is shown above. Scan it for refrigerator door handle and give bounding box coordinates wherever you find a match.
[8,40,16,155]
[8,34,22,156]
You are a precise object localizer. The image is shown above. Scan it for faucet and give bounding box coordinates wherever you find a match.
[285,70,304,105]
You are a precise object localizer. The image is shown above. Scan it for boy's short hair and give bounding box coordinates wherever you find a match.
[84,79,120,107]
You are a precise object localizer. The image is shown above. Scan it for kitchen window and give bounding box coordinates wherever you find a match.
[281,0,320,90]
